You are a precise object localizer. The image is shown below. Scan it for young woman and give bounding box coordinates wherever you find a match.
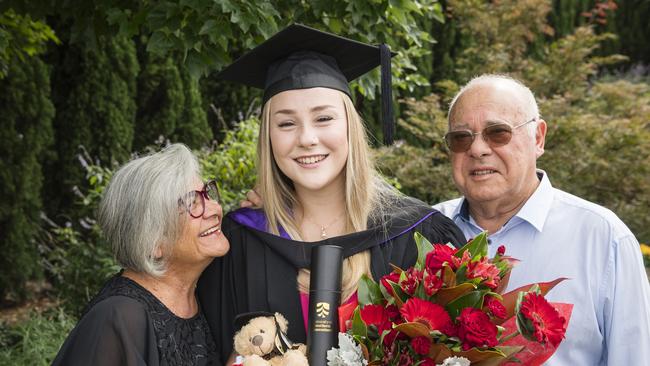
[197,24,465,364]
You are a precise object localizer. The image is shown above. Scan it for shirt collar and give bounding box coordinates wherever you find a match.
[453,169,554,232]
[514,169,554,232]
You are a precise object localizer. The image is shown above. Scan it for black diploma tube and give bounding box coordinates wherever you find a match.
[307,245,343,366]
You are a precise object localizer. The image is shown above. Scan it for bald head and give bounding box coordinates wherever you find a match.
[449,74,539,136]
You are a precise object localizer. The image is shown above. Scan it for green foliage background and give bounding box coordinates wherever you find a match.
[0,56,54,300]
[0,0,649,363]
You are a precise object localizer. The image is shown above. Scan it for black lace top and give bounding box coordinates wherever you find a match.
[52,274,222,366]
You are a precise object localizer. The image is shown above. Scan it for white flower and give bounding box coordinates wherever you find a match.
[437,356,471,366]
[327,333,368,366]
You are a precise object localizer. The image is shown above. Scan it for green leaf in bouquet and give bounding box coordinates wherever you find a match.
[436,282,476,306]
[496,277,567,325]
[352,307,367,338]
[455,263,468,283]
[445,290,488,319]
[442,264,456,288]
[394,321,431,338]
[428,344,453,362]
[389,281,408,306]
[456,231,489,260]
[414,231,434,270]
[379,278,395,302]
[469,346,525,366]
[358,274,383,305]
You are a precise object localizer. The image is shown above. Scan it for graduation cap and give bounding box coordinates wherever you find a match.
[218,23,395,145]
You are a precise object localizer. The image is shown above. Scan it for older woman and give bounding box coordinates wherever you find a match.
[53,143,228,366]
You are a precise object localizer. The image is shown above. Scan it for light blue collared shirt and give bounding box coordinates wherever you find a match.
[434,170,650,365]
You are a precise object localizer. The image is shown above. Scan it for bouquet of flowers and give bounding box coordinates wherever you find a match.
[327,232,571,366]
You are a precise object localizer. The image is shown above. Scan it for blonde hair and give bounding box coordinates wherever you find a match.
[258,91,398,301]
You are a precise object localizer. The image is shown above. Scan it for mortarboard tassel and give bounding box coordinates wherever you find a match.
[380,43,394,145]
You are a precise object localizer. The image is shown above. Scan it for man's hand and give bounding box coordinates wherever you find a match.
[240,187,263,208]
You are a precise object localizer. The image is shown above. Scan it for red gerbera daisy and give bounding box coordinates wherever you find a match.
[360,304,392,334]
[400,298,453,335]
[519,292,567,347]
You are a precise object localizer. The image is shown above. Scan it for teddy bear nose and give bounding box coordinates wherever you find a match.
[252,335,263,346]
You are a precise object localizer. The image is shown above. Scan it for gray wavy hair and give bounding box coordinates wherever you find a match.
[98,143,200,276]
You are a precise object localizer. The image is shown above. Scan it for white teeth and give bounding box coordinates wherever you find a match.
[296,155,326,164]
[199,226,221,237]
[472,170,496,175]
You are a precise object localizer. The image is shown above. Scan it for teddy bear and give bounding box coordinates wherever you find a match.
[233,311,309,366]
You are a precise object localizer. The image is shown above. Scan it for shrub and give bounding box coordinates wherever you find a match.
[198,117,259,213]
[0,309,75,366]
[0,55,54,301]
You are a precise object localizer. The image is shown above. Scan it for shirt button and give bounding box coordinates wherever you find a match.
[487,239,492,245]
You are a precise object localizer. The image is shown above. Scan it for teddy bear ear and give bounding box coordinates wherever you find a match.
[274,312,289,332]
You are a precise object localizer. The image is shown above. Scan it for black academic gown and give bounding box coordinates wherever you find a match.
[197,198,465,363]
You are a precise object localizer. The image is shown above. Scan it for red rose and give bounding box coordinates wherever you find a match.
[497,245,506,256]
[457,307,498,350]
[381,272,401,296]
[483,296,507,319]
[385,304,400,322]
[411,336,431,355]
[425,244,458,271]
[419,358,436,366]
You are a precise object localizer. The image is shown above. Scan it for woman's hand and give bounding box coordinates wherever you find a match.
[239,187,263,208]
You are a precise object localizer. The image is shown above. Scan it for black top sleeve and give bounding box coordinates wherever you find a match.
[52,296,159,366]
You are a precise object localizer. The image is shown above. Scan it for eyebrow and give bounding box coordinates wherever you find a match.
[273,105,337,115]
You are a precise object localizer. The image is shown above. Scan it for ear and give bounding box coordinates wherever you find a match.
[274,312,289,333]
[233,327,249,355]
[534,119,547,158]
[153,245,164,259]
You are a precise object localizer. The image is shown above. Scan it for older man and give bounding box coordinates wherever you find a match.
[434,74,650,365]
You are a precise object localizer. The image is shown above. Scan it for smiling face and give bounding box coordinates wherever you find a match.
[172,177,229,265]
[448,82,546,208]
[267,87,349,194]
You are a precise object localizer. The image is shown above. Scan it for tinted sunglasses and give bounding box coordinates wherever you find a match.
[444,118,536,153]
